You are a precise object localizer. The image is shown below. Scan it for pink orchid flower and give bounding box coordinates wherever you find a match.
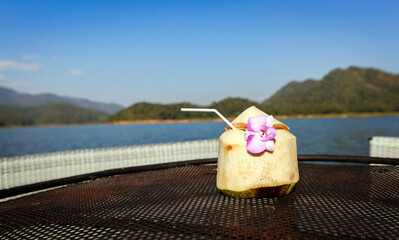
[244,115,277,154]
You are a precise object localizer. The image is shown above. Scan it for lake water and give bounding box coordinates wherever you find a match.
[0,116,398,158]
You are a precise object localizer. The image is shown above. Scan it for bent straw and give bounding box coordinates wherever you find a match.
[181,108,237,130]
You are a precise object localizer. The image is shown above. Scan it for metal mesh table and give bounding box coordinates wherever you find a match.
[1,161,398,239]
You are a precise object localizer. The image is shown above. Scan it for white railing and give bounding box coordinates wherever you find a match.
[369,136,399,158]
[0,139,219,191]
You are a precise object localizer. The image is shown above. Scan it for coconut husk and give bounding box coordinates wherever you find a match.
[225,106,289,131]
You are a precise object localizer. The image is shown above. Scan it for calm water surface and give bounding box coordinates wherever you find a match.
[0,116,398,158]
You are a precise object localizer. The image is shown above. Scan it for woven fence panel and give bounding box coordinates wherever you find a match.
[370,136,399,158]
[0,139,218,190]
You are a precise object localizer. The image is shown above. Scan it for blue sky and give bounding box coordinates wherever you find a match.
[0,0,398,106]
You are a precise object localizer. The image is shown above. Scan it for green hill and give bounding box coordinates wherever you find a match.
[261,66,399,115]
[0,103,109,127]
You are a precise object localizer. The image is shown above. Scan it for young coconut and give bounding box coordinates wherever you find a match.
[217,106,299,198]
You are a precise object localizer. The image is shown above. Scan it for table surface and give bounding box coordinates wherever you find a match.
[1,162,398,239]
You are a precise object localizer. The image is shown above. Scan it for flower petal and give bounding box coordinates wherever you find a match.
[244,130,256,140]
[259,115,274,131]
[265,140,275,152]
[246,134,266,154]
[264,127,276,141]
[247,116,267,132]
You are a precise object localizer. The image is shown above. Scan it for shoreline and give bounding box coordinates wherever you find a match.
[276,111,399,119]
[106,118,224,125]
[2,112,398,128]
[108,112,399,125]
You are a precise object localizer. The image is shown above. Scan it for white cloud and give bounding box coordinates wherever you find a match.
[0,60,41,71]
[70,68,85,75]
[0,74,33,88]
[21,54,40,60]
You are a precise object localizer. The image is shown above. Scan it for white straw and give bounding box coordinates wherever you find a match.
[181,108,237,130]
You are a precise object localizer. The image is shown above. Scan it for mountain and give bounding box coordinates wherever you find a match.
[4,66,395,126]
[0,87,124,114]
[0,103,109,127]
[266,79,318,101]
[261,66,399,115]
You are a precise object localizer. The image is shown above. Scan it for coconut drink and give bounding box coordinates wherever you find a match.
[217,106,299,198]
[181,106,299,198]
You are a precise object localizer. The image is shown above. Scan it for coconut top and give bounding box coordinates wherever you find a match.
[225,106,289,131]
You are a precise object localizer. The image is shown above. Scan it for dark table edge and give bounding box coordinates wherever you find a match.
[1,155,398,199]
